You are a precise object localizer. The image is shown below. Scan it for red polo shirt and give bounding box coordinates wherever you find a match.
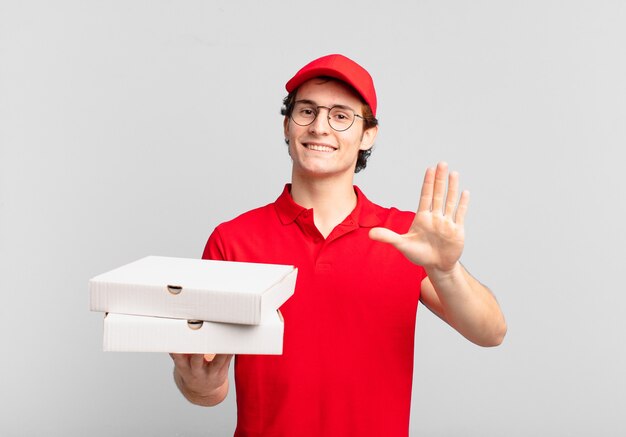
[203,185,426,437]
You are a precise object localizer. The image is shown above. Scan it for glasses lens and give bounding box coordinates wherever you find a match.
[292,103,316,126]
[328,107,355,131]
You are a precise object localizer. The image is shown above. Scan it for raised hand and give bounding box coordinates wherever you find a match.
[369,162,469,273]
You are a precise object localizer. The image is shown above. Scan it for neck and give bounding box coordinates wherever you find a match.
[290,172,357,238]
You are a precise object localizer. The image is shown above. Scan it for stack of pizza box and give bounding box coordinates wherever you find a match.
[89,256,297,354]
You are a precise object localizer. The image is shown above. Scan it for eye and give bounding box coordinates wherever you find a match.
[330,108,352,122]
[296,105,316,118]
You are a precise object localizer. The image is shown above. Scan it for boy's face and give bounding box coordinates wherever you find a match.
[284,78,377,181]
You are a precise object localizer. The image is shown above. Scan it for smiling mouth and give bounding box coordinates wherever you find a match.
[304,143,337,152]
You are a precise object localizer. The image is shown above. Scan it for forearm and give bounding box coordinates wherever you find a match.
[424,263,507,347]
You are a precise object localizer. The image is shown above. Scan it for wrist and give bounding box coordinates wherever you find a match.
[424,261,463,284]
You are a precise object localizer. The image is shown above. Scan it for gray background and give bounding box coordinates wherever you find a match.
[1,0,624,435]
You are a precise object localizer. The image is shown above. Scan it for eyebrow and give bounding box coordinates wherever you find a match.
[295,99,355,112]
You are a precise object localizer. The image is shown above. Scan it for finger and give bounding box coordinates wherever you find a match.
[199,354,234,377]
[369,227,403,246]
[170,353,190,369]
[444,170,459,218]
[417,167,436,213]
[203,354,216,362]
[212,354,234,373]
[189,354,206,370]
[431,162,448,214]
[455,190,470,225]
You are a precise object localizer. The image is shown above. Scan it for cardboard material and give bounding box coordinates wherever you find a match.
[103,310,284,354]
[89,256,297,325]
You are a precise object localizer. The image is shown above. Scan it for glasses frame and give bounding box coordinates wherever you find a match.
[290,103,364,132]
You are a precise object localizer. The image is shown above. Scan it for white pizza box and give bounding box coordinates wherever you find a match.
[90,256,297,325]
[102,310,284,354]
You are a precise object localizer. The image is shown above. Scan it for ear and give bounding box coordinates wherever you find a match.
[359,125,378,151]
[283,116,290,139]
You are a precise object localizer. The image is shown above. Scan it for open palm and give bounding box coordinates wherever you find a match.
[369,162,469,273]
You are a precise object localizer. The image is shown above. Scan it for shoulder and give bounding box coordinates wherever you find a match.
[203,201,278,261]
[356,187,415,232]
[376,203,415,222]
[378,206,416,235]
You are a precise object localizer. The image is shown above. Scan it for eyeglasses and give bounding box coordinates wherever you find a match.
[291,102,364,132]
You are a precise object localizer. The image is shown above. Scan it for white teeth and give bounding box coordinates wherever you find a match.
[306,144,335,152]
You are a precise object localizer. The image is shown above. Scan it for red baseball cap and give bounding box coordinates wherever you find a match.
[285,54,377,117]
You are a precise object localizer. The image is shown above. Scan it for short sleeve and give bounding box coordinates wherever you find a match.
[202,226,226,261]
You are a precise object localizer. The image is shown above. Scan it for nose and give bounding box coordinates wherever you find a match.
[309,107,331,135]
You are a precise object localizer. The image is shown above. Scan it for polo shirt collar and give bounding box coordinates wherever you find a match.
[274,184,383,228]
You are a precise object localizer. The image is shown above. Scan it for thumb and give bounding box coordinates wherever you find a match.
[369,227,402,245]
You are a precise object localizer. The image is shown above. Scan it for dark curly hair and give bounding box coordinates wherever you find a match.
[280,78,379,173]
